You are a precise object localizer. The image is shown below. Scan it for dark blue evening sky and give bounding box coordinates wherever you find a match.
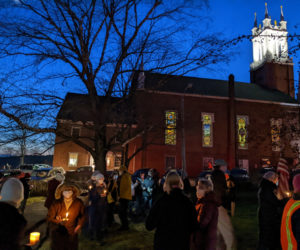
[197,0,300,84]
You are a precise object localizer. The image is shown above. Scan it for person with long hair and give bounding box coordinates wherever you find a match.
[145,171,197,250]
[191,178,219,250]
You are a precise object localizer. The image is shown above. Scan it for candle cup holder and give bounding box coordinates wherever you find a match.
[27,232,40,246]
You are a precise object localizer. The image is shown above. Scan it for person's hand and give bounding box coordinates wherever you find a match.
[74,225,81,234]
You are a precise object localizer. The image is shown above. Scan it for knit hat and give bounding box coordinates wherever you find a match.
[263,171,278,183]
[293,174,300,193]
[214,159,227,167]
[91,172,104,181]
[0,178,24,208]
[55,182,81,199]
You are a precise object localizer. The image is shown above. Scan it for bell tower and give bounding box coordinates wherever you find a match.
[250,4,294,98]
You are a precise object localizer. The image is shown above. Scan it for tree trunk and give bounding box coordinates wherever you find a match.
[94,148,107,174]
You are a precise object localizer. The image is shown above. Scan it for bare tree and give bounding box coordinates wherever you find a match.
[0,0,235,173]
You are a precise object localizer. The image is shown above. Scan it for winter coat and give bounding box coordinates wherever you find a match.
[145,188,198,250]
[20,177,30,200]
[88,184,107,231]
[118,171,132,200]
[47,198,85,250]
[258,178,284,249]
[291,193,300,247]
[107,179,118,204]
[191,191,219,250]
[44,178,61,209]
[0,202,27,250]
[211,169,227,206]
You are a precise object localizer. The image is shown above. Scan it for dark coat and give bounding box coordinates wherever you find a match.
[211,169,227,206]
[258,178,284,249]
[44,179,61,209]
[191,192,219,250]
[47,198,85,250]
[88,184,107,231]
[145,188,197,250]
[0,202,27,250]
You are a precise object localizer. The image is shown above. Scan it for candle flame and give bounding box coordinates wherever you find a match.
[66,212,69,218]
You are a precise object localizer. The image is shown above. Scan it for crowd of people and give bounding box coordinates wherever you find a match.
[2,157,300,249]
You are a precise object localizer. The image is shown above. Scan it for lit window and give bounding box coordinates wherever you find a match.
[71,127,81,138]
[202,113,214,147]
[165,111,177,145]
[270,118,282,152]
[114,152,122,168]
[237,115,249,149]
[68,153,78,167]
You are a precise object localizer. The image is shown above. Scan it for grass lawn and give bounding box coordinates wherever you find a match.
[31,188,259,249]
[232,186,258,250]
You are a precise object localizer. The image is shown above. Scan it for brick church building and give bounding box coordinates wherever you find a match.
[53,5,300,177]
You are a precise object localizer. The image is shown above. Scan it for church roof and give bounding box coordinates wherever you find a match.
[57,93,133,122]
[141,71,298,104]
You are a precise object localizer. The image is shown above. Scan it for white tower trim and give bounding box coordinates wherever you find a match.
[251,4,292,70]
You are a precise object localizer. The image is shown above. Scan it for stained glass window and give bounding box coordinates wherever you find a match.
[202,113,214,147]
[237,116,249,149]
[165,111,176,145]
[270,118,282,152]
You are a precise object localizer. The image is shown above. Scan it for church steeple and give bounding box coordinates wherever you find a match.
[265,2,269,18]
[279,6,287,30]
[280,5,284,21]
[254,12,257,27]
[263,3,272,28]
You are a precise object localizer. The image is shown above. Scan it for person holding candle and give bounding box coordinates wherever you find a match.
[47,182,85,250]
[88,172,108,241]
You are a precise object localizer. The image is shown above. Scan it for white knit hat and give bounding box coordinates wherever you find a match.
[91,171,104,181]
[0,178,24,208]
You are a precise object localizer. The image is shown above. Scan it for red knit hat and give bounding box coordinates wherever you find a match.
[293,174,300,193]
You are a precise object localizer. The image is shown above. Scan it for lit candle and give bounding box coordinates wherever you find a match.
[29,232,40,245]
[286,192,291,197]
[89,185,92,190]
[66,212,69,220]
